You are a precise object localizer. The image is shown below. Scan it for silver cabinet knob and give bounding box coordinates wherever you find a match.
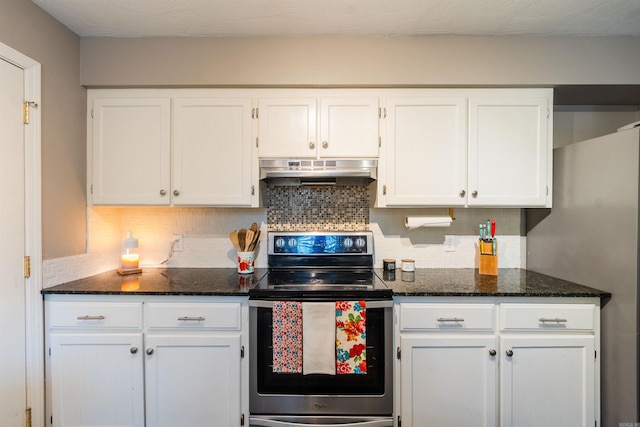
[160,189,167,196]
[146,348,154,355]
[472,190,478,198]
[322,141,328,149]
[309,141,315,149]
[130,347,138,354]
[506,349,513,357]
[459,190,466,197]
[173,189,180,196]
[489,349,496,356]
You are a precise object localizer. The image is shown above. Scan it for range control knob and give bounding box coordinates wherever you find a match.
[355,237,366,248]
[275,237,286,249]
[287,238,297,248]
[343,237,354,249]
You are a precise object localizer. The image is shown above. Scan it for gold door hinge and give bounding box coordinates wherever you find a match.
[23,101,38,125]
[25,407,32,427]
[24,256,31,278]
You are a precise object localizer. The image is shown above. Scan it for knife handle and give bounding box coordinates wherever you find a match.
[491,219,496,237]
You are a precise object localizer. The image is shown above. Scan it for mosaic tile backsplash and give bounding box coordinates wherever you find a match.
[266,186,369,231]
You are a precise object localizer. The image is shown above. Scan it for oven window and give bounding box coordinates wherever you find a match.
[255,306,386,395]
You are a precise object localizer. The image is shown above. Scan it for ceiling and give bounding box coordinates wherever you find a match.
[32,0,640,38]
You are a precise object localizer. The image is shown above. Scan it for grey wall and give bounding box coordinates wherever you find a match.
[0,0,86,260]
[80,36,640,87]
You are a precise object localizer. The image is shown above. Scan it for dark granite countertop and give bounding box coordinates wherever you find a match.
[42,268,609,299]
[379,268,610,298]
[42,268,268,296]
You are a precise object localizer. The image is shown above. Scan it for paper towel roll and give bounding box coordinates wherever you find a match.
[405,216,452,229]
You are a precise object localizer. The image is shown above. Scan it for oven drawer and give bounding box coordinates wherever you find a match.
[500,303,595,331]
[399,303,495,331]
[48,301,143,330]
[145,302,242,331]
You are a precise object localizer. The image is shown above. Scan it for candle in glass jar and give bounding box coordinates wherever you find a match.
[120,253,139,270]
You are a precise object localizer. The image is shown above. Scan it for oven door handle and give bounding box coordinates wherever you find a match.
[248,417,393,427]
[249,300,393,309]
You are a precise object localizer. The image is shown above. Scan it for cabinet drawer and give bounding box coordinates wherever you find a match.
[500,304,595,331]
[145,302,242,330]
[399,303,495,331]
[48,301,143,330]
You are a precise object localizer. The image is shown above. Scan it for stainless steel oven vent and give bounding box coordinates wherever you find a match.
[259,159,377,186]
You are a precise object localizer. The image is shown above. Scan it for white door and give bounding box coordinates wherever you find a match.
[400,335,498,426]
[319,97,379,158]
[0,57,27,427]
[49,333,145,427]
[468,96,549,207]
[384,97,467,206]
[144,334,242,427]
[257,97,317,158]
[90,96,171,205]
[500,335,595,427]
[172,98,255,206]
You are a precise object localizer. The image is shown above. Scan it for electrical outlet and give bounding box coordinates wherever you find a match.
[172,234,183,252]
[444,235,456,252]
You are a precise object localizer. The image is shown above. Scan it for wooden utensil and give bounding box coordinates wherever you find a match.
[238,229,247,252]
[250,222,258,233]
[229,230,240,251]
[248,230,261,251]
[244,229,255,252]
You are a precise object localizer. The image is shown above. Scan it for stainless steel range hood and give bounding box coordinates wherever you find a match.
[260,159,377,186]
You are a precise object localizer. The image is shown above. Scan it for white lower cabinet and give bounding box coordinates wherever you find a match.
[400,335,497,426]
[45,296,248,427]
[49,332,145,427]
[499,335,594,427]
[396,298,599,427]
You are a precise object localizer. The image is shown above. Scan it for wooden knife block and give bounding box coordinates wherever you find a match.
[479,254,498,276]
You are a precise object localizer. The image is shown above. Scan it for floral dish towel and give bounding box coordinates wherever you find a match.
[335,300,367,374]
[272,301,303,373]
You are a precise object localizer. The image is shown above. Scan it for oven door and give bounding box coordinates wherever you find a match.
[249,299,393,421]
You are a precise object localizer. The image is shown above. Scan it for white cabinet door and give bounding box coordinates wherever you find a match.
[257,95,379,158]
[49,333,145,427]
[257,97,317,158]
[399,335,498,427]
[383,97,467,206]
[468,96,549,207]
[173,98,255,206]
[500,335,595,427]
[144,334,243,427]
[91,97,171,205]
[319,97,379,158]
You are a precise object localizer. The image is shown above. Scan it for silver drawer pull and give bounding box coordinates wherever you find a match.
[178,316,206,321]
[77,315,105,320]
[437,317,465,322]
[538,317,568,323]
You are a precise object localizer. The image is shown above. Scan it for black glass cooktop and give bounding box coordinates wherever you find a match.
[249,269,392,300]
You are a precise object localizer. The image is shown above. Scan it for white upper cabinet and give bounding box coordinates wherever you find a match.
[172,97,254,206]
[319,97,380,158]
[257,97,317,158]
[257,92,379,158]
[88,89,258,207]
[379,88,552,208]
[468,94,550,207]
[91,96,171,205]
[383,96,467,206]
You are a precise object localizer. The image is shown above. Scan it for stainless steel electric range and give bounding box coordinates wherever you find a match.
[248,231,393,427]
